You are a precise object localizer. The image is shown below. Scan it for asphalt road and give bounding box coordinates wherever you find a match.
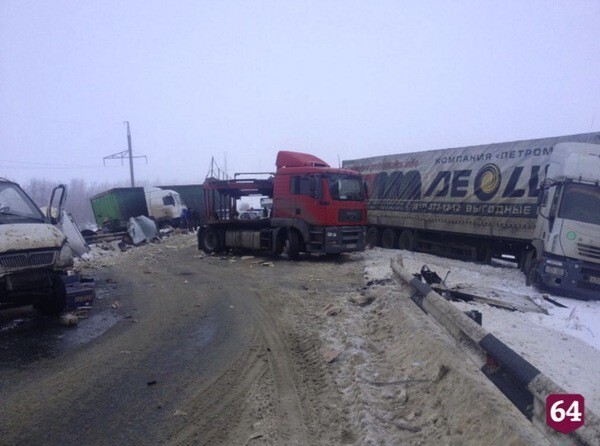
[0,242,261,445]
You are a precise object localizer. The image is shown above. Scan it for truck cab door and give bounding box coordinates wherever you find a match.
[289,175,323,225]
[47,184,67,225]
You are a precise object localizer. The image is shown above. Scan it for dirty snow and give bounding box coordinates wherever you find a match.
[72,234,600,440]
[362,248,600,415]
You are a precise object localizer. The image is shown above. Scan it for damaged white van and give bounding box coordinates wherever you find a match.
[0,179,73,315]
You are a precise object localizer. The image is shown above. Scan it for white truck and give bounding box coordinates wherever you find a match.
[343,132,600,300]
[90,187,188,231]
[0,179,73,315]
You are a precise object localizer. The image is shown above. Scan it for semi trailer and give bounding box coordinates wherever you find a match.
[198,151,367,259]
[90,187,187,231]
[343,132,600,300]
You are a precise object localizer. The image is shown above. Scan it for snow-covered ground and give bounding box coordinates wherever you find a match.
[362,248,600,414]
[75,239,600,417]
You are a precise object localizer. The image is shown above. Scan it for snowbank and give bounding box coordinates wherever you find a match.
[362,248,600,414]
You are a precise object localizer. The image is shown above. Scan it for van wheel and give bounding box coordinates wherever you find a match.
[398,230,416,251]
[284,230,300,260]
[200,228,222,254]
[34,278,66,316]
[381,229,398,249]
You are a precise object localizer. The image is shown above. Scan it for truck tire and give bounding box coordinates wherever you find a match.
[200,228,222,254]
[398,230,416,251]
[476,245,492,263]
[381,229,398,249]
[34,278,66,316]
[366,227,380,248]
[284,230,300,261]
[526,260,541,286]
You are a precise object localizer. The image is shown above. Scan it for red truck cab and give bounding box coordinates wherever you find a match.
[199,151,366,259]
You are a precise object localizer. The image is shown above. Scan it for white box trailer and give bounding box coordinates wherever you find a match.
[343,132,600,300]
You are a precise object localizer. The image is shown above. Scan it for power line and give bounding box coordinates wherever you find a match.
[0,159,105,169]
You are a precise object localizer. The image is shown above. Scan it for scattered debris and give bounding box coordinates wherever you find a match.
[260,261,274,267]
[241,256,255,261]
[244,433,264,445]
[543,294,568,308]
[173,409,188,416]
[147,380,157,386]
[393,419,421,433]
[414,265,547,314]
[74,309,91,319]
[434,364,450,382]
[348,295,375,306]
[111,301,120,309]
[322,348,342,363]
[59,313,79,326]
[323,304,341,317]
[419,265,445,285]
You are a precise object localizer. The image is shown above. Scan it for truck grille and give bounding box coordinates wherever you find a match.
[339,209,363,223]
[0,251,57,272]
[577,243,600,261]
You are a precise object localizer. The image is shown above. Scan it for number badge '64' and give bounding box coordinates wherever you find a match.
[546,394,585,434]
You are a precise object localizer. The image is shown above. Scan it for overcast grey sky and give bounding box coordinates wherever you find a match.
[1,1,599,186]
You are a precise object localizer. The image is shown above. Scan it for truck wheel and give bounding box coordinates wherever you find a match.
[366,227,380,248]
[381,229,398,249]
[398,230,416,251]
[34,278,66,316]
[200,228,222,254]
[284,230,300,260]
[476,245,492,263]
[526,260,541,286]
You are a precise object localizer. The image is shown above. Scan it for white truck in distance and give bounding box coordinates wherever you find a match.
[90,187,188,231]
[0,179,73,315]
[343,133,600,300]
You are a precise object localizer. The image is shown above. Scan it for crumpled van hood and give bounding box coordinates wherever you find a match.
[0,224,66,252]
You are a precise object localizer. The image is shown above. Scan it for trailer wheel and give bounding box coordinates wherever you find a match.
[284,230,300,260]
[366,227,380,248]
[476,245,492,263]
[381,229,398,249]
[398,230,416,251]
[200,228,222,254]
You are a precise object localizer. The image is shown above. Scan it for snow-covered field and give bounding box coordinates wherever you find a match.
[362,248,600,414]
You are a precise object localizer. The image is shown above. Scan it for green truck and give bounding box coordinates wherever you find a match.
[90,187,187,231]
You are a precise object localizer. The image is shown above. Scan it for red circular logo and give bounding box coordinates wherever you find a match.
[546,394,585,434]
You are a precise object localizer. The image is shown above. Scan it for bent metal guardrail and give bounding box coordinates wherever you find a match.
[390,257,600,446]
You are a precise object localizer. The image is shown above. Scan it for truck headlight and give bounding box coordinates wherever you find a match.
[57,243,74,268]
[545,265,565,276]
[546,259,564,267]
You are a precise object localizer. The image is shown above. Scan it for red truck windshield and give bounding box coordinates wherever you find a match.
[326,174,364,201]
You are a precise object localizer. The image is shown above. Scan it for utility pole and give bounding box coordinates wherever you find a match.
[126,121,134,187]
[103,121,147,187]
